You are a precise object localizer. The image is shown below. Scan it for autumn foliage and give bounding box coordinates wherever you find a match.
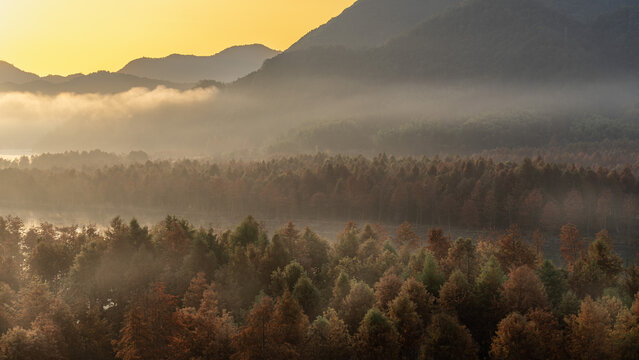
[0,214,635,359]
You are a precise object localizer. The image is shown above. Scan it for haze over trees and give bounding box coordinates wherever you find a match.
[0,214,635,359]
[0,0,638,357]
[0,153,638,245]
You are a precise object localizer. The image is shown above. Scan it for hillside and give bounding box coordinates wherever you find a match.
[118,44,280,83]
[287,0,463,51]
[243,0,639,84]
[0,61,39,84]
[0,71,190,94]
[377,0,599,80]
[539,0,639,21]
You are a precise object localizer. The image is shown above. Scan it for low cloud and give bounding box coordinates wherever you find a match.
[0,86,217,149]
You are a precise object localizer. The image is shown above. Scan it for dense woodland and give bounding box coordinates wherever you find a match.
[269,111,639,161]
[1,153,638,239]
[0,214,636,359]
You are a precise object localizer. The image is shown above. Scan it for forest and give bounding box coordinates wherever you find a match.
[0,153,637,241]
[0,213,636,359]
[2,0,639,358]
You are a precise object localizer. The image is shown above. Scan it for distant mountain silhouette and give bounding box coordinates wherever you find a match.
[0,71,191,94]
[287,0,463,51]
[41,73,84,84]
[242,0,639,85]
[118,44,280,83]
[0,61,39,84]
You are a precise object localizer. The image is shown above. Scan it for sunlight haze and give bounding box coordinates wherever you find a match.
[0,0,355,76]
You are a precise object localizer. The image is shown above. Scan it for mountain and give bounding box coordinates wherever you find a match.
[118,44,280,83]
[242,0,639,85]
[376,0,600,80]
[592,6,639,68]
[287,0,639,53]
[0,61,39,84]
[539,0,639,22]
[287,0,463,51]
[0,71,191,94]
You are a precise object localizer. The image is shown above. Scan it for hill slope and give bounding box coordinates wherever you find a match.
[0,71,191,94]
[118,44,280,83]
[287,0,463,51]
[539,0,639,21]
[0,61,39,84]
[244,0,639,84]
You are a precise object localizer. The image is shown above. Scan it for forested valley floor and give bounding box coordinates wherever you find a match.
[0,214,637,359]
[0,152,638,359]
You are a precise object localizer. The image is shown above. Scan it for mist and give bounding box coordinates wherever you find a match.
[0,86,217,150]
[0,78,637,158]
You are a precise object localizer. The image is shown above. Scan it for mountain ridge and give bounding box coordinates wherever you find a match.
[118,44,280,83]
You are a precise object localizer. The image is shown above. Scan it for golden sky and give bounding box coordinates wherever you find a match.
[0,0,355,76]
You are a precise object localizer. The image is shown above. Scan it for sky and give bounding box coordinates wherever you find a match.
[0,0,355,76]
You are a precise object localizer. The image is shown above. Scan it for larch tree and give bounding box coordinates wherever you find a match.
[388,290,423,360]
[490,312,545,360]
[338,281,376,333]
[443,238,480,281]
[501,266,548,314]
[374,273,403,311]
[565,296,615,360]
[114,282,185,360]
[270,290,310,356]
[396,221,420,250]
[182,272,209,309]
[426,228,451,261]
[231,296,295,360]
[495,225,536,271]
[398,278,435,326]
[439,270,473,326]
[559,224,586,269]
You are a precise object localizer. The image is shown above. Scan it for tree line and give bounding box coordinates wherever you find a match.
[0,153,637,238]
[0,215,637,359]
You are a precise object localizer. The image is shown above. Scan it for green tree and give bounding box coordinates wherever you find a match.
[355,308,401,360]
[419,252,445,296]
[420,313,478,360]
[303,308,353,360]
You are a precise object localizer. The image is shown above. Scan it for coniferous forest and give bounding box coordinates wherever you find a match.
[0,153,638,359]
[2,0,639,358]
[0,213,637,360]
